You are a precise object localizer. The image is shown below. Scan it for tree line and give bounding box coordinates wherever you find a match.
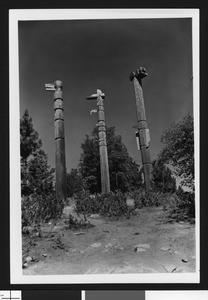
[20,109,194,225]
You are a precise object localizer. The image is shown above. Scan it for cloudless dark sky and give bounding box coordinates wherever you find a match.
[19,17,193,172]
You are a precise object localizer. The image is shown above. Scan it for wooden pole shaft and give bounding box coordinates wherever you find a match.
[131,72,152,192]
[53,80,67,202]
[97,95,110,194]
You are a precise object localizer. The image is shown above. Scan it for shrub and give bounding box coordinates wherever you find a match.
[65,214,94,230]
[162,190,195,221]
[76,191,128,218]
[129,188,165,208]
[22,191,64,229]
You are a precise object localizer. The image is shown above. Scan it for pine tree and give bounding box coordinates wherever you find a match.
[20,110,62,227]
[66,168,84,197]
[79,126,142,193]
[20,109,43,196]
[160,114,194,190]
[27,149,55,195]
[20,109,42,160]
[152,158,176,193]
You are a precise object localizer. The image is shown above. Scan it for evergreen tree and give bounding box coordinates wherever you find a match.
[152,158,176,193]
[27,149,55,195]
[20,109,54,196]
[20,109,42,160]
[20,110,63,226]
[160,114,194,190]
[79,126,142,193]
[66,168,84,197]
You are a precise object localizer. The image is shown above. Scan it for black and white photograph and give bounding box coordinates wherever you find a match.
[9,9,199,284]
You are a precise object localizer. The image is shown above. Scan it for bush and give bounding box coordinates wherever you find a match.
[76,188,195,222]
[22,191,64,229]
[65,214,94,230]
[162,190,195,221]
[129,188,165,208]
[76,191,129,218]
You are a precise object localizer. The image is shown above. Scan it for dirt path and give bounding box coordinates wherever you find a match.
[23,205,196,275]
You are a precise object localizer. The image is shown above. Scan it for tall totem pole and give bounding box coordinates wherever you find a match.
[45,80,67,203]
[86,89,110,194]
[129,67,152,192]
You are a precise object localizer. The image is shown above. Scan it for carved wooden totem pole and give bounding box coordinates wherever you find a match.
[87,89,110,194]
[45,80,67,203]
[129,67,152,192]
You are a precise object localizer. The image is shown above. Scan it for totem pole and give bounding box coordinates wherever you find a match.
[87,89,110,194]
[45,80,67,203]
[129,67,152,192]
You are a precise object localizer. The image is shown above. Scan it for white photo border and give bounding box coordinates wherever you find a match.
[9,8,200,284]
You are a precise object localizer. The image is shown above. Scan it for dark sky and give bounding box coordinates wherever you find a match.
[19,18,193,172]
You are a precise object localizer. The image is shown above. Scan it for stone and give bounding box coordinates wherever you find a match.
[134,243,150,252]
[103,249,109,253]
[182,258,188,263]
[164,264,177,273]
[135,247,147,252]
[73,232,86,235]
[135,243,150,250]
[22,226,33,234]
[105,243,113,249]
[126,198,135,207]
[89,214,100,219]
[174,266,182,272]
[161,247,170,251]
[70,249,77,253]
[115,244,124,250]
[90,242,101,248]
[25,256,32,263]
[42,253,47,257]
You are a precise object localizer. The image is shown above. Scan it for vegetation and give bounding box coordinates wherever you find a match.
[66,168,84,198]
[160,114,194,190]
[152,158,176,193]
[158,114,195,221]
[22,191,63,228]
[163,187,195,221]
[21,109,195,229]
[76,191,130,218]
[65,213,94,230]
[20,109,62,229]
[79,126,142,193]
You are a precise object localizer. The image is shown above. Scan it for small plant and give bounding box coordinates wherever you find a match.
[129,188,164,208]
[65,213,94,230]
[76,191,129,218]
[162,190,195,221]
[22,191,64,230]
[52,235,68,250]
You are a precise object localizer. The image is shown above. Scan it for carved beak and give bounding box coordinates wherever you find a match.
[45,83,55,91]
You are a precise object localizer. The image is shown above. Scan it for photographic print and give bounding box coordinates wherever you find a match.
[9,9,199,284]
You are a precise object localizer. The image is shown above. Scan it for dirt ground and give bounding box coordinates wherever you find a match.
[22,203,196,275]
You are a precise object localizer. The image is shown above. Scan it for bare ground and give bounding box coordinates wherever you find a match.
[22,204,196,275]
